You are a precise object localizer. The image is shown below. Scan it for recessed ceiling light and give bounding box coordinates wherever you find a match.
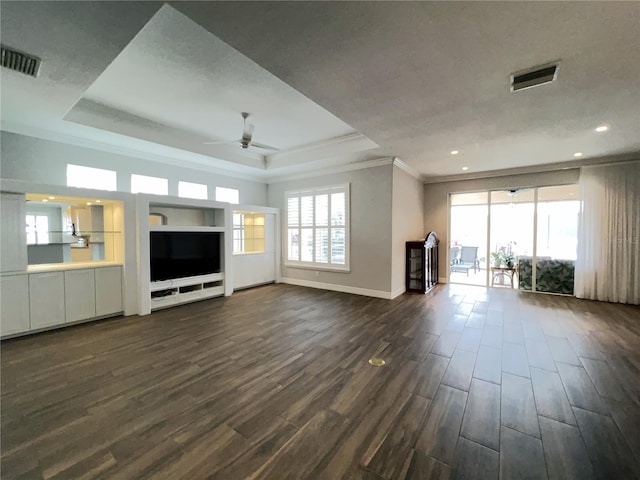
[42,199,48,202]
[451,150,459,155]
[96,200,101,203]
[48,196,55,200]
[595,125,608,132]
[87,202,92,206]
[462,166,469,171]
[574,152,583,157]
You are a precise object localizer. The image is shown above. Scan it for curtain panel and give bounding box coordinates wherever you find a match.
[575,161,640,304]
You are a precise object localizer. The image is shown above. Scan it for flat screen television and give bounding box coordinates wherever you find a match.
[150,231,221,282]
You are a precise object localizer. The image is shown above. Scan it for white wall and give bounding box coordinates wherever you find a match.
[268,163,394,296]
[423,169,581,279]
[0,131,268,205]
[391,166,424,296]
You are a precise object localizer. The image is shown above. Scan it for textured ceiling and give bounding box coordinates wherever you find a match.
[1,1,639,180]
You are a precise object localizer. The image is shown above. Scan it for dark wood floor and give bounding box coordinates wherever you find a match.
[2,284,640,479]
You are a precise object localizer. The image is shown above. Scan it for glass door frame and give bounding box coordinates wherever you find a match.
[448,183,578,292]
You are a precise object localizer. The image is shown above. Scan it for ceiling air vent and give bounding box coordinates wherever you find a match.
[510,62,559,92]
[1,45,41,77]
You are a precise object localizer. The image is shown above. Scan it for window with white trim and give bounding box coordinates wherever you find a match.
[215,186,239,204]
[178,181,208,200]
[67,164,117,191]
[26,214,49,245]
[232,213,245,253]
[131,174,168,195]
[285,184,349,270]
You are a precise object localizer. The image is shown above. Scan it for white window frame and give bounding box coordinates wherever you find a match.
[26,214,50,245]
[285,183,350,272]
[232,212,245,253]
[67,164,117,191]
[178,181,208,200]
[131,174,168,195]
[215,186,239,204]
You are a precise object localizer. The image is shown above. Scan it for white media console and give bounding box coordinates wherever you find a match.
[149,272,224,310]
[136,195,233,315]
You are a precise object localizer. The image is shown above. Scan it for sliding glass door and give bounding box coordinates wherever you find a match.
[449,184,580,295]
[450,193,488,286]
[534,185,580,294]
[490,190,534,290]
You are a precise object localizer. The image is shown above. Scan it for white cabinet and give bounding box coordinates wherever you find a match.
[0,274,30,336]
[149,272,224,310]
[233,253,276,289]
[264,214,276,252]
[2,264,123,337]
[29,272,65,329]
[64,269,96,323]
[95,266,122,316]
[1,193,27,273]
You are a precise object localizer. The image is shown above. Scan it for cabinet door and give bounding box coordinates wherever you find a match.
[406,243,425,293]
[30,272,65,329]
[1,193,27,273]
[95,267,122,316]
[64,269,96,323]
[232,255,251,289]
[0,275,30,336]
[259,253,276,283]
[264,214,276,252]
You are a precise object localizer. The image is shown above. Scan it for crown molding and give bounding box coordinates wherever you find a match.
[392,157,422,181]
[265,132,379,170]
[266,132,371,160]
[1,122,268,183]
[267,157,395,184]
[422,151,640,184]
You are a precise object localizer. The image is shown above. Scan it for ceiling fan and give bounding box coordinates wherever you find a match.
[204,112,279,151]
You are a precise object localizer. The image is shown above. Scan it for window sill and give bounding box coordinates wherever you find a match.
[284,262,350,273]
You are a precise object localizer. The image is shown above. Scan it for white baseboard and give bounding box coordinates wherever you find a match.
[281,277,395,299]
[390,287,406,299]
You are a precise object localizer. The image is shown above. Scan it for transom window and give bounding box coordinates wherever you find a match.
[67,164,117,191]
[178,181,208,200]
[131,174,168,195]
[285,184,349,271]
[215,186,239,204]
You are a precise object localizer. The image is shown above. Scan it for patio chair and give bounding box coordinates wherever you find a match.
[450,246,461,266]
[450,246,479,276]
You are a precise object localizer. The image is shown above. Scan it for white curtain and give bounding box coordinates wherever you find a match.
[575,161,640,304]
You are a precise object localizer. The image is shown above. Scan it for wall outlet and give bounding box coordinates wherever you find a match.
[315,271,319,277]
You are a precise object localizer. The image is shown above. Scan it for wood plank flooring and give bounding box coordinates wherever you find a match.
[2,283,640,479]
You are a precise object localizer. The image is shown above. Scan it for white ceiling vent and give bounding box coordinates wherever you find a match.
[510,62,559,92]
[1,45,41,77]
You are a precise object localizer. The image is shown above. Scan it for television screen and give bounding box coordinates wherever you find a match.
[150,231,221,281]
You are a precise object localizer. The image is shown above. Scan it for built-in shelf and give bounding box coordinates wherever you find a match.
[149,272,224,310]
[138,194,232,315]
[148,225,225,233]
[149,272,224,292]
[27,261,122,273]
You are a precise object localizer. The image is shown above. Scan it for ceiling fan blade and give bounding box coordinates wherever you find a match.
[250,141,280,151]
[203,139,241,145]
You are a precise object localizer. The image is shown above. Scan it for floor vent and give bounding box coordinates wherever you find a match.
[1,45,41,77]
[511,62,559,92]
